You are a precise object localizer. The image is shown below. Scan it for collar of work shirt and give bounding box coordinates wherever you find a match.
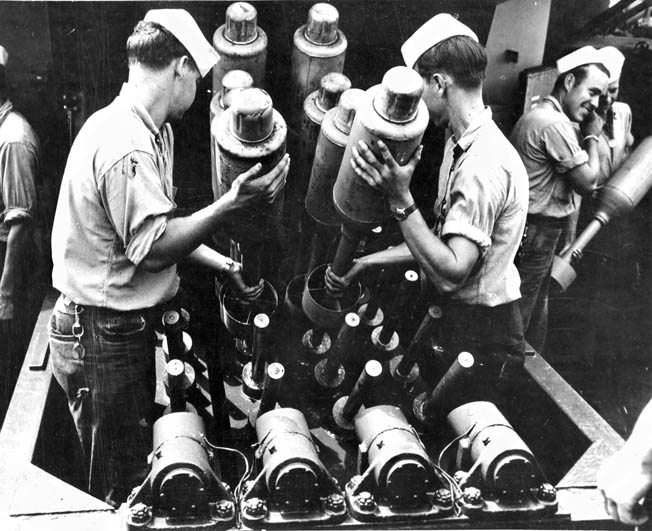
[436,107,492,234]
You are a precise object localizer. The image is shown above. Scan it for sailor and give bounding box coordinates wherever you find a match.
[511,46,609,354]
[48,9,289,505]
[326,14,529,370]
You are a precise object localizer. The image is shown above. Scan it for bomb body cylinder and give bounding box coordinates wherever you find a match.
[211,70,254,202]
[297,73,351,197]
[337,360,383,426]
[291,3,347,116]
[163,310,186,361]
[292,73,352,278]
[212,2,268,95]
[210,70,255,127]
[357,266,386,327]
[239,243,263,286]
[371,270,418,352]
[164,359,196,413]
[552,137,652,291]
[333,67,429,230]
[314,312,359,387]
[306,88,365,227]
[393,305,443,382]
[258,362,285,416]
[415,351,475,423]
[242,313,271,398]
[594,136,652,224]
[213,88,287,247]
[251,313,270,383]
[330,223,363,277]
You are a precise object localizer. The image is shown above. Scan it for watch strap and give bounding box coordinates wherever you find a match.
[394,202,418,221]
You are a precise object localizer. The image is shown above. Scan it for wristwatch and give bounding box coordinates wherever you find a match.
[392,203,418,221]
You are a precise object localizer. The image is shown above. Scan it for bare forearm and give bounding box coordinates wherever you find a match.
[584,139,602,176]
[399,212,472,292]
[186,245,233,275]
[361,242,414,268]
[142,192,240,272]
[0,222,27,296]
[569,140,601,195]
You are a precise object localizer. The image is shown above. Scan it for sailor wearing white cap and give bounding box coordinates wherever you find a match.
[0,43,41,423]
[144,9,219,78]
[327,14,529,366]
[570,45,636,386]
[49,9,289,505]
[400,13,478,69]
[555,45,606,76]
[600,46,625,84]
[511,47,610,355]
[593,46,633,178]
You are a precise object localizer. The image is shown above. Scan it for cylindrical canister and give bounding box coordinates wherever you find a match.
[306,88,365,226]
[212,2,268,95]
[296,73,351,200]
[150,413,215,512]
[393,305,443,381]
[251,313,270,383]
[594,136,652,225]
[213,88,287,245]
[314,312,359,388]
[354,405,432,507]
[357,265,387,327]
[163,310,186,361]
[255,408,324,508]
[164,359,196,413]
[242,313,271,399]
[552,136,652,292]
[333,67,429,230]
[343,360,383,419]
[422,351,475,420]
[211,70,254,202]
[258,362,285,416]
[291,3,347,114]
[447,401,539,492]
[374,270,419,347]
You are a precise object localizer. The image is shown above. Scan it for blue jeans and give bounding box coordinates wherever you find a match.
[516,215,567,354]
[48,295,157,506]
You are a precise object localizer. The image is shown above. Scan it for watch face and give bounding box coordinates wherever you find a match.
[394,204,416,221]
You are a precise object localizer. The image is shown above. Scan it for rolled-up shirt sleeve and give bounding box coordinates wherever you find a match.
[541,121,588,173]
[0,141,37,225]
[441,159,505,257]
[98,150,175,266]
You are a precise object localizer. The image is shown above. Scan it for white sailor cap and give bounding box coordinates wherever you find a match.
[599,46,625,83]
[556,45,607,76]
[401,13,478,70]
[0,46,8,67]
[144,9,219,78]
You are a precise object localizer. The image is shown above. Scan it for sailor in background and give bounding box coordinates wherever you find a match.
[0,44,41,423]
[511,46,609,355]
